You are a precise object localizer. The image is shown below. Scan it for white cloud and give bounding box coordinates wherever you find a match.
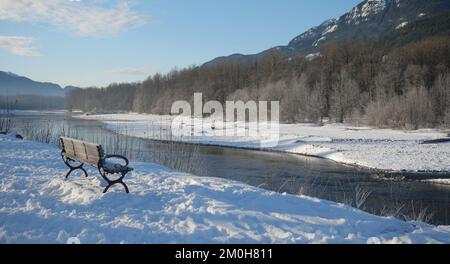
[0,0,147,37]
[0,36,40,57]
[107,67,150,75]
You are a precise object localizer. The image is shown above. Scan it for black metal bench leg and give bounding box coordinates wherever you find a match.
[102,181,129,194]
[65,166,88,179]
[103,184,112,194]
[121,181,130,194]
[102,172,130,194]
[62,152,88,179]
[80,167,88,177]
[65,168,74,179]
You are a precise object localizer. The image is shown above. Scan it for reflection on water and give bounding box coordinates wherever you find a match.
[10,112,450,225]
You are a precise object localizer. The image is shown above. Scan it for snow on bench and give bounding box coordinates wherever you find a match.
[59,137,133,193]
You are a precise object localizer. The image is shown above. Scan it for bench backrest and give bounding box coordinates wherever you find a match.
[60,137,104,166]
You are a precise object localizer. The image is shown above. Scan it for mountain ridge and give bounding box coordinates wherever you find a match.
[205,0,450,66]
[0,71,75,97]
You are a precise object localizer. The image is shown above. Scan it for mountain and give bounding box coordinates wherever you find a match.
[287,0,450,52]
[205,0,450,66]
[63,85,80,95]
[377,10,450,50]
[0,71,66,97]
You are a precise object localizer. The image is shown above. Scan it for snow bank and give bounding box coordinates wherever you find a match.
[424,179,450,186]
[78,113,450,172]
[1,135,450,244]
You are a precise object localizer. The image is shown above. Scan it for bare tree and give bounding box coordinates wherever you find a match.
[330,69,360,123]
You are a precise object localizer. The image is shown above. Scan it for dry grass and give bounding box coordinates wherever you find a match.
[0,108,14,133]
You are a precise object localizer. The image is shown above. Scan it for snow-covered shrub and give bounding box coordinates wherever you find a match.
[366,86,434,129]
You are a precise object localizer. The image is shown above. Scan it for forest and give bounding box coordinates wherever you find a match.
[66,23,450,129]
[1,95,65,110]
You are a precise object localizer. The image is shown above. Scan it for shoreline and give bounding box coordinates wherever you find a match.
[145,136,450,177]
[1,134,450,243]
[73,112,450,175]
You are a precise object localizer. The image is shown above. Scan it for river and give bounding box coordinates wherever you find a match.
[10,111,450,225]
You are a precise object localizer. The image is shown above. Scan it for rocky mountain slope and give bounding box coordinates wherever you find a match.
[205,0,450,66]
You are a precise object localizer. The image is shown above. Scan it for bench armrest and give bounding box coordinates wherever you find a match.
[103,154,129,167]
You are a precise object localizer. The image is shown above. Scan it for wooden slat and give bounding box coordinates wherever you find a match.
[60,137,102,166]
[85,143,101,165]
[61,138,76,160]
[73,144,88,163]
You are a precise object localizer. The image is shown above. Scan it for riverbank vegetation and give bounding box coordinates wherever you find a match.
[66,33,450,130]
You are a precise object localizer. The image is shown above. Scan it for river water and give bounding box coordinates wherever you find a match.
[10,112,450,225]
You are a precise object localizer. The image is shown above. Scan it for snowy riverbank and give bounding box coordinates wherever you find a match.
[78,113,450,172]
[1,135,450,243]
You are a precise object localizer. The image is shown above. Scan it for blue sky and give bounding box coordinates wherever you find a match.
[0,0,361,87]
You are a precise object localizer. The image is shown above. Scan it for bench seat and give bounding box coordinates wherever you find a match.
[60,137,132,193]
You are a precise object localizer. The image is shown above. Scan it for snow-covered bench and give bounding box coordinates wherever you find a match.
[59,137,133,193]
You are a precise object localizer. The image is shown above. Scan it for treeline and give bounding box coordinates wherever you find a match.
[66,35,450,129]
[1,95,65,110]
[65,83,137,112]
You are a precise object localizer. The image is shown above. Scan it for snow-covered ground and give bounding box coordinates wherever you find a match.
[78,113,450,172]
[424,179,450,186]
[1,135,450,244]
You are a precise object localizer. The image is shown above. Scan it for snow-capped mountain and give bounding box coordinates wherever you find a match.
[345,0,390,24]
[287,0,449,52]
[205,0,450,66]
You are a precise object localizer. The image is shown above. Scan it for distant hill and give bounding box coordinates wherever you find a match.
[62,85,80,96]
[205,0,450,66]
[0,71,68,97]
